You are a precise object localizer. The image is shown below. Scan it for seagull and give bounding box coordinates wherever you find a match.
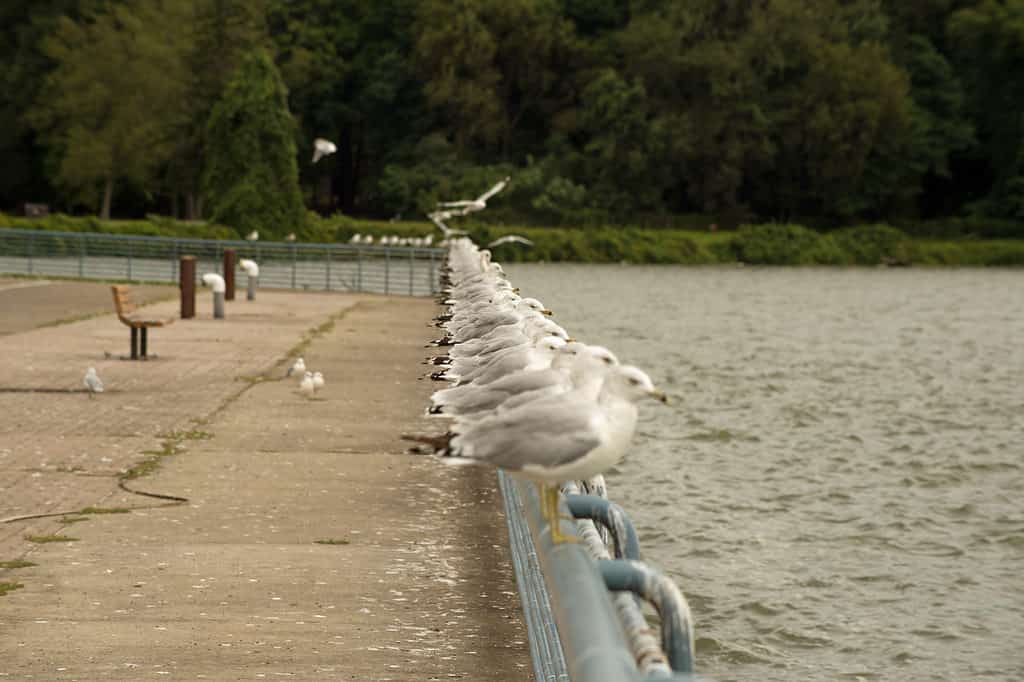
[312,137,337,163]
[245,230,259,241]
[437,177,510,214]
[349,233,362,244]
[83,367,104,398]
[488,235,534,248]
[406,365,666,543]
[285,233,296,242]
[286,357,306,378]
[312,371,325,392]
[299,371,315,398]
[428,212,468,238]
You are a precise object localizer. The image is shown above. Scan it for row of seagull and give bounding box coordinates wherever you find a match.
[349,234,435,247]
[404,238,665,543]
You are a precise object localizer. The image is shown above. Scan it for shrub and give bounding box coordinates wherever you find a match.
[829,224,915,265]
[731,223,826,265]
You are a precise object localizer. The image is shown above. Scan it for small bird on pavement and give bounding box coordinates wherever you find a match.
[299,371,316,398]
[312,371,325,392]
[83,367,104,398]
[286,357,306,378]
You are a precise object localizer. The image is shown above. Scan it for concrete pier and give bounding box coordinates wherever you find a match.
[0,280,528,679]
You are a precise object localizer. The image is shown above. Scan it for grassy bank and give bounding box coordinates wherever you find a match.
[2,213,1023,266]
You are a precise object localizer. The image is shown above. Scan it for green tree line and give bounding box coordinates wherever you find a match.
[1,0,1023,238]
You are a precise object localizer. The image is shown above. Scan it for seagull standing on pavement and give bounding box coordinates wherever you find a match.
[83,367,104,398]
[299,371,316,398]
[287,357,306,378]
[312,371,325,393]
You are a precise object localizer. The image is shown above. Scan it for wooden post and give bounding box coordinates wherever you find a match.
[180,255,196,319]
[223,248,236,300]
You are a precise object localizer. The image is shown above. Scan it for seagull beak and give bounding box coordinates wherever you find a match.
[541,309,554,316]
[651,390,669,404]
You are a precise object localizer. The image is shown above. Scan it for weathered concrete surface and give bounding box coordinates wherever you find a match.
[0,288,529,680]
[0,278,176,336]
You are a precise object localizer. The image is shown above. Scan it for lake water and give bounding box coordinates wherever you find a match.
[506,264,1024,681]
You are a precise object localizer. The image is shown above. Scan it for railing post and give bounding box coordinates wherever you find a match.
[126,240,133,281]
[78,234,85,277]
[291,245,296,289]
[409,248,414,296]
[325,247,332,291]
[27,231,33,275]
[172,241,179,282]
[429,250,436,294]
[385,248,390,295]
[357,249,363,292]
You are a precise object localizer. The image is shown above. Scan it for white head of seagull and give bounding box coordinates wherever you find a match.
[245,230,259,241]
[312,137,337,163]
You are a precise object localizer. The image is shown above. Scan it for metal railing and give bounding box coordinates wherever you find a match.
[500,471,699,682]
[0,228,443,297]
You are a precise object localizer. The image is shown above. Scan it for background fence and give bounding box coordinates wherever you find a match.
[0,228,443,297]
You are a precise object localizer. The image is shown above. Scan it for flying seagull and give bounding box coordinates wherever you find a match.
[428,211,468,238]
[83,367,104,398]
[437,177,510,214]
[312,138,337,164]
[488,235,534,248]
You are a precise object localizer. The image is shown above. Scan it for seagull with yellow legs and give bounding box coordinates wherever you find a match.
[405,365,667,544]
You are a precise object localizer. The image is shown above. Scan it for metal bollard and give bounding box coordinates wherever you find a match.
[239,259,259,301]
[180,256,196,319]
[213,291,225,318]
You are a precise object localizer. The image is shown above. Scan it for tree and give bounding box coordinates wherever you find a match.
[203,48,306,238]
[948,0,1024,218]
[169,0,268,220]
[29,1,190,218]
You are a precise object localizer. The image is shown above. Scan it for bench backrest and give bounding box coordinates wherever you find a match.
[111,285,136,319]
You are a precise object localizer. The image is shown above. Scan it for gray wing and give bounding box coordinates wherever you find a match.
[454,401,602,470]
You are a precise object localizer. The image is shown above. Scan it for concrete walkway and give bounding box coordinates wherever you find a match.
[0,285,528,679]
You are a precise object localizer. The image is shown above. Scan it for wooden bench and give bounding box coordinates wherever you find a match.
[111,285,175,360]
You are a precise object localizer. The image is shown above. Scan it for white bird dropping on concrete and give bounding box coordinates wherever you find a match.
[299,371,315,398]
[83,367,104,397]
[312,138,337,163]
[287,357,306,378]
[245,230,259,241]
[312,371,325,392]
